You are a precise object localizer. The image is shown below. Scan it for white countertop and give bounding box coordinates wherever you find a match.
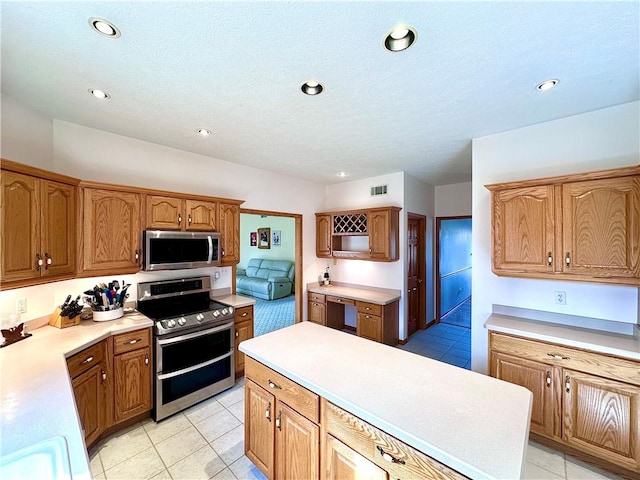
[239,322,532,480]
[0,312,153,479]
[307,283,400,305]
[485,314,640,361]
[211,293,256,309]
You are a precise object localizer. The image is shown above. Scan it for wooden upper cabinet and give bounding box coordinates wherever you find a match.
[369,208,399,261]
[1,168,76,287]
[562,176,640,279]
[486,166,640,286]
[218,202,240,265]
[316,214,332,258]
[145,194,217,231]
[82,187,142,274]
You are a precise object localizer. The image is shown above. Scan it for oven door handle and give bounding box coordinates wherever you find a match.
[157,351,233,380]
[157,321,234,346]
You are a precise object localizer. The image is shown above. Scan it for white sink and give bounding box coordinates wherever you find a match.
[0,436,71,480]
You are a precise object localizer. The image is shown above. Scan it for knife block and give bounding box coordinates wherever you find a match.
[49,306,80,329]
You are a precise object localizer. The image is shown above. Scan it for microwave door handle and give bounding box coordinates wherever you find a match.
[208,235,213,263]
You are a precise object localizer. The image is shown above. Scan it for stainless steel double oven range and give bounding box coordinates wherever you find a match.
[136,276,235,421]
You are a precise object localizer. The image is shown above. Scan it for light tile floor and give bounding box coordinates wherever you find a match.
[90,377,624,480]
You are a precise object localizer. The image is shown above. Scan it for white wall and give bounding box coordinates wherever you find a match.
[1,94,53,169]
[0,102,327,323]
[435,182,472,217]
[471,101,640,374]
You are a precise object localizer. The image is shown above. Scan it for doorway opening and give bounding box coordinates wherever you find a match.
[238,208,302,336]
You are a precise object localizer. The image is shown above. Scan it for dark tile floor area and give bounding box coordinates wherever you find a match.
[398,298,471,369]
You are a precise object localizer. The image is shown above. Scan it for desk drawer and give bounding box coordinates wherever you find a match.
[357,313,382,342]
[356,301,382,316]
[323,399,467,480]
[67,341,105,379]
[245,356,319,423]
[327,295,355,306]
[309,292,326,303]
[113,328,151,355]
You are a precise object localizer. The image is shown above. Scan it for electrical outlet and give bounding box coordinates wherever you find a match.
[17,298,27,314]
[555,291,566,305]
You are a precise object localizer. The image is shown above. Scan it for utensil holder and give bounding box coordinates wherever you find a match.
[92,306,124,322]
[49,306,81,329]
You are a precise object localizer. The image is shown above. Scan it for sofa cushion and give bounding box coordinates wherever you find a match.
[237,258,295,300]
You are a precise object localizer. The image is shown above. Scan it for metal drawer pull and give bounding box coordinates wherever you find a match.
[128,338,141,344]
[101,369,107,382]
[546,353,570,360]
[81,356,94,365]
[265,402,271,421]
[242,312,248,317]
[145,354,149,365]
[546,371,551,387]
[268,380,282,390]
[547,252,553,266]
[565,252,571,267]
[276,410,282,430]
[565,375,571,393]
[376,446,405,464]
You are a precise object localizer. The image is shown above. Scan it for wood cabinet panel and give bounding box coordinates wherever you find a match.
[356,313,382,343]
[235,318,254,377]
[563,369,640,472]
[67,341,106,379]
[316,214,332,258]
[185,199,217,231]
[246,357,319,423]
[369,209,397,261]
[82,188,142,273]
[323,400,467,480]
[71,363,107,447]
[490,352,556,438]
[113,346,152,423]
[276,401,320,480]
[113,328,151,355]
[309,300,326,326]
[325,434,388,480]
[146,195,182,229]
[245,380,275,479]
[219,202,240,265]
[41,180,76,277]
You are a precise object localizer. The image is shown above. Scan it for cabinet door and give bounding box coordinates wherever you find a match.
[185,199,217,231]
[41,180,76,277]
[83,188,142,273]
[325,434,388,480]
[308,301,326,326]
[492,185,556,273]
[245,380,275,479]
[235,318,254,377]
[316,215,332,258]
[1,171,40,282]
[490,352,556,438]
[562,176,640,280]
[563,369,640,472]
[356,313,382,343]
[369,209,396,261]
[113,346,152,423]
[71,363,107,446]
[276,401,320,480]
[219,202,240,265]
[146,195,183,230]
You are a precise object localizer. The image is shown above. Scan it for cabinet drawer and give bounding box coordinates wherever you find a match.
[357,313,382,342]
[113,328,151,355]
[235,305,254,322]
[323,399,467,480]
[67,341,105,379]
[245,357,319,423]
[356,301,382,316]
[309,292,325,303]
[490,332,640,386]
[327,295,355,306]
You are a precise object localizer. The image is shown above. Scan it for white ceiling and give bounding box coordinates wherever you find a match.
[2,1,638,186]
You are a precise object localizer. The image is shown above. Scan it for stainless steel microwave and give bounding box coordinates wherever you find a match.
[143,230,221,271]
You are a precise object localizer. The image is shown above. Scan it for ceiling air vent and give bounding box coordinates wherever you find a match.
[370,184,388,196]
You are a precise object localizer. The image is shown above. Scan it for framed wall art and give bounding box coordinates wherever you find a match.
[258,227,270,249]
[250,231,257,246]
[272,230,281,247]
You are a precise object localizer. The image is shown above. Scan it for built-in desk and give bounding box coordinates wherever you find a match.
[307,282,401,345]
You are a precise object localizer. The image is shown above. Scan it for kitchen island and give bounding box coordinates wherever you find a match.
[239,321,533,479]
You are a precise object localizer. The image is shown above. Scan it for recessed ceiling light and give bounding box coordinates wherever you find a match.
[88,17,121,38]
[88,88,110,99]
[336,172,348,177]
[536,79,559,91]
[197,128,212,136]
[301,81,323,96]
[384,25,417,52]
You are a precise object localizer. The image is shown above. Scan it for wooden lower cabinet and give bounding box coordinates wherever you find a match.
[68,328,153,448]
[309,293,326,326]
[235,305,254,376]
[325,434,388,480]
[246,380,275,478]
[489,331,640,476]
